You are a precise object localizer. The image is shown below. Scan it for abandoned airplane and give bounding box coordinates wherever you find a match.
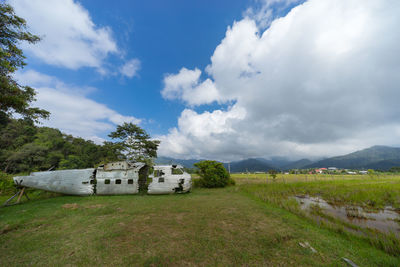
[13,161,192,196]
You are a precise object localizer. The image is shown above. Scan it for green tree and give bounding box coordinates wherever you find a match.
[59,155,85,170]
[194,160,233,188]
[5,142,47,173]
[0,118,127,173]
[389,167,400,173]
[0,3,49,124]
[98,141,125,163]
[367,169,375,177]
[108,122,160,164]
[268,169,278,181]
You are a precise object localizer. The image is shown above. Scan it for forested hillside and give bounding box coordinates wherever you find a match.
[305,146,400,170]
[0,119,124,173]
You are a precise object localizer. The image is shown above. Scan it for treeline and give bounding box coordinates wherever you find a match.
[0,119,125,174]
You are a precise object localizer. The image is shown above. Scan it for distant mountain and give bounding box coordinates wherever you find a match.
[282,159,313,170]
[225,158,275,173]
[157,146,400,172]
[156,156,306,172]
[256,157,293,168]
[155,156,276,172]
[305,146,400,170]
[367,159,400,170]
[154,156,202,168]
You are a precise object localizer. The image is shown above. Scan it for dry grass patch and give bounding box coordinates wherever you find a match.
[62,203,79,209]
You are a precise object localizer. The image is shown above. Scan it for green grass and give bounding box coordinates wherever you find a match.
[1,185,399,266]
[236,174,400,256]
[234,173,400,209]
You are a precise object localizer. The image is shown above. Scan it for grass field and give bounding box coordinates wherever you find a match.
[1,175,400,266]
[235,173,400,256]
[233,173,400,208]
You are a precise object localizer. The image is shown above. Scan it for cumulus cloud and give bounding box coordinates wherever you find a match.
[15,70,140,143]
[9,0,117,70]
[244,0,304,29]
[157,106,246,160]
[161,68,221,106]
[120,58,141,78]
[159,0,400,160]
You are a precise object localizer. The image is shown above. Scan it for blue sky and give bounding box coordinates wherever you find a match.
[71,0,252,133]
[9,0,400,161]
[14,0,254,136]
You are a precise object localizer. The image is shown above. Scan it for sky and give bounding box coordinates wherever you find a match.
[8,0,400,161]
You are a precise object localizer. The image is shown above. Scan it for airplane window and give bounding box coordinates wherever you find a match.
[116,179,121,184]
[172,168,184,175]
[127,179,133,184]
[105,179,110,184]
[154,170,165,177]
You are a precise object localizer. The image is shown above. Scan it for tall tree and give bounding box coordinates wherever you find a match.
[0,3,49,125]
[108,122,160,164]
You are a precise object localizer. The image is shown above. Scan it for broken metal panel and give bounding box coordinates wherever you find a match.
[103,161,130,171]
[95,161,146,195]
[12,162,192,197]
[96,169,139,195]
[13,168,95,196]
[103,161,145,171]
[148,165,192,194]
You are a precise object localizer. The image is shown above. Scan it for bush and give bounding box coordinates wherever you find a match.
[268,169,278,181]
[0,171,15,194]
[192,177,204,188]
[194,160,234,188]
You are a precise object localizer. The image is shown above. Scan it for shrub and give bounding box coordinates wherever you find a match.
[192,177,204,188]
[268,169,278,181]
[194,160,233,188]
[0,171,15,194]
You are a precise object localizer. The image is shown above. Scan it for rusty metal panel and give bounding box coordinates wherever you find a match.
[13,169,95,196]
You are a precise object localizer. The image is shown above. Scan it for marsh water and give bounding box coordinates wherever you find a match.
[294,195,400,234]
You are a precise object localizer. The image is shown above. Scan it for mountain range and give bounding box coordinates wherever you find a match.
[304,145,400,170]
[156,146,400,172]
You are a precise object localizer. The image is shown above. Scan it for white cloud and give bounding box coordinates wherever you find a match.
[120,58,141,78]
[161,68,221,106]
[157,106,246,159]
[159,0,400,160]
[15,70,140,143]
[9,0,118,70]
[244,0,304,29]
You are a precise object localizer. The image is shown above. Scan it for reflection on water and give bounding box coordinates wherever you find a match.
[294,195,400,234]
